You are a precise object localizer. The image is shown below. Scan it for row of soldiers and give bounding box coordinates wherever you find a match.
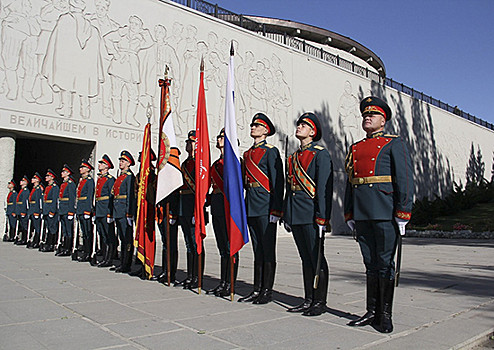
[3,96,413,333]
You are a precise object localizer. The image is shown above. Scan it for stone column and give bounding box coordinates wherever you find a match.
[0,133,15,234]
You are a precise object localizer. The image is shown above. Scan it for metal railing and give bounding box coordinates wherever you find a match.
[167,0,493,131]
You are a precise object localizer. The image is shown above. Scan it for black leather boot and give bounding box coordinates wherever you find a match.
[188,250,205,290]
[208,256,227,295]
[180,252,194,288]
[303,268,328,316]
[254,262,276,304]
[348,275,379,326]
[377,277,395,333]
[288,266,314,313]
[157,249,168,283]
[98,243,110,267]
[238,260,262,302]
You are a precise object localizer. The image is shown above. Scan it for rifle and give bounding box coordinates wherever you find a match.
[39,215,47,251]
[395,235,403,287]
[166,202,171,286]
[71,215,80,260]
[90,218,98,266]
[313,225,325,289]
[55,219,62,255]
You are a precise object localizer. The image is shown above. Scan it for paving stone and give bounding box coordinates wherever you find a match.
[0,237,493,350]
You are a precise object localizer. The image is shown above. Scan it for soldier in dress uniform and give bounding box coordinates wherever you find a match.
[95,154,116,267]
[238,113,284,304]
[112,150,136,273]
[4,180,17,242]
[27,172,44,249]
[344,96,414,333]
[14,176,30,245]
[206,128,239,297]
[177,130,204,289]
[283,112,333,316]
[77,159,95,262]
[56,165,76,256]
[41,169,59,252]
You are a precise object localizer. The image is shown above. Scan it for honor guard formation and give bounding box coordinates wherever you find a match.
[3,97,413,333]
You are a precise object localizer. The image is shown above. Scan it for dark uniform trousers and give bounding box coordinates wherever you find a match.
[60,215,74,238]
[42,183,59,249]
[16,188,30,242]
[247,216,276,263]
[28,186,43,245]
[7,215,17,240]
[157,190,179,282]
[95,218,116,246]
[355,221,398,279]
[5,190,17,241]
[44,214,59,245]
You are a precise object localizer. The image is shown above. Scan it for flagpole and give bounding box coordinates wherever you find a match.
[229,41,235,302]
[230,256,234,301]
[165,202,171,286]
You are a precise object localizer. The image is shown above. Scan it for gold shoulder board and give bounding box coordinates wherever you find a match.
[314,145,324,150]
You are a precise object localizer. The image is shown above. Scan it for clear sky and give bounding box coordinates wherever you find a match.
[220,0,493,124]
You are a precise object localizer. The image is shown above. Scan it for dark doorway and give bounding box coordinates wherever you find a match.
[14,133,95,185]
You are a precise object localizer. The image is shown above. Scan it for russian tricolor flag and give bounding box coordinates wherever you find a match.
[223,43,249,256]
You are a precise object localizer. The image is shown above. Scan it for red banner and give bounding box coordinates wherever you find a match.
[135,122,156,279]
[194,64,210,255]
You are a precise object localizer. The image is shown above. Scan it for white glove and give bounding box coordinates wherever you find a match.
[49,214,54,218]
[191,216,195,225]
[107,217,114,224]
[394,217,408,236]
[269,215,280,224]
[68,215,74,220]
[169,218,176,225]
[283,222,291,232]
[91,216,96,223]
[317,224,325,238]
[347,219,356,231]
[84,214,90,220]
[127,217,133,226]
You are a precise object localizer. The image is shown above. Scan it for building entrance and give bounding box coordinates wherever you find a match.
[14,134,95,183]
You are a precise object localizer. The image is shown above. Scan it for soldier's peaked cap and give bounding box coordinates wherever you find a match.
[79,159,94,171]
[360,96,392,121]
[62,164,73,175]
[46,169,57,178]
[251,113,275,136]
[32,172,42,182]
[297,112,322,142]
[8,179,16,186]
[98,154,114,169]
[21,175,29,183]
[186,130,196,142]
[138,148,157,162]
[217,128,225,139]
[119,150,135,166]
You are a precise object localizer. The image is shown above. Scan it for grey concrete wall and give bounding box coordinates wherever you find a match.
[0,0,492,233]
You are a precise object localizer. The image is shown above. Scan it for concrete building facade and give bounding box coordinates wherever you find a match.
[0,0,492,233]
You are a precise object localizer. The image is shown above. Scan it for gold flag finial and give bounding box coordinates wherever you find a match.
[230,40,234,56]
[164,65,169,79]
[146,103,152,123]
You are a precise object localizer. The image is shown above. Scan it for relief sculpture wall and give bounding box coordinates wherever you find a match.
[0,0,493,233]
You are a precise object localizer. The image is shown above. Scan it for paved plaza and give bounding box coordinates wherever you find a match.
[0,234,493,349]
